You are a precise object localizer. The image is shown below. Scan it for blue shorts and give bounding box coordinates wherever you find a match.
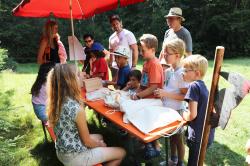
[32,103,47,122]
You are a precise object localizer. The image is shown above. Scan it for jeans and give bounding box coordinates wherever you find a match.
[32,103,47,122]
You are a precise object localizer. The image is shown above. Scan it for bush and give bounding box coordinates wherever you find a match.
[0,48,17,71]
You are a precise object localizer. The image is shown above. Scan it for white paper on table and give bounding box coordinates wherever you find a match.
[68,36,86,61]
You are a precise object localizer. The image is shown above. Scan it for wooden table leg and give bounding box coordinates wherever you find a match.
[165,137,169,166]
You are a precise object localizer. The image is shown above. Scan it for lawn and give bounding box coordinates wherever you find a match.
[0,58,249,166]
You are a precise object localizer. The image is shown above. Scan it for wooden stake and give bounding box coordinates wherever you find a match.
[198,46,225,165]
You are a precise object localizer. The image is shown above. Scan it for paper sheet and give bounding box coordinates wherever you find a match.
[68,36,86,61]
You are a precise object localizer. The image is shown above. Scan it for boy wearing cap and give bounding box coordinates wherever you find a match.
[105,46,131,89]
[87,42,109,81]
[159,7,192,63]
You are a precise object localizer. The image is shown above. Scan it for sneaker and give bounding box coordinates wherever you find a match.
[144,143,161,160]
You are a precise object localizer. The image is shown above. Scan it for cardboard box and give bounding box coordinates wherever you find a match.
[83,77,103,92]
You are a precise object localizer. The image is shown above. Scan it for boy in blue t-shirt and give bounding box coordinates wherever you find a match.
[105,46,131,89]
[181,54,215,166]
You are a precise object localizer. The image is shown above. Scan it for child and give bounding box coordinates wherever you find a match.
[131,34,164,100]
[88,42,109,81]
[31,63,55,122]
[123,69,142,94]
[181,54,215,166]
[154,38,188,166]
[47,64,126,166]
[105,46,131,89]
[131,34,164,159]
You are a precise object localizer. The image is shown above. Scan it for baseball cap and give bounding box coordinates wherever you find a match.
[89,42,104,52]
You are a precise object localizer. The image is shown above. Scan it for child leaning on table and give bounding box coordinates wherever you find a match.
[131,34,164,159]
[123,69,142,95]
[131,34,164,100]
[154,38,188,166]
[104,46,131,89]
[181,55,215,166]
[47,64,126,166]
[86,42,109,81]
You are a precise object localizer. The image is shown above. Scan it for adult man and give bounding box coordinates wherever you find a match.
[159,7,192,62]
[109,14,138,81]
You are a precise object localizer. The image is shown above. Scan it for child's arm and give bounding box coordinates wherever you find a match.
[183,100,198,121]
[154,88,188,101]
[132,84,158,100]
[76,107,106,148]
[91,72,104,78]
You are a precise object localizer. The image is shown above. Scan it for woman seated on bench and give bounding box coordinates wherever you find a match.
[46,64,126,166]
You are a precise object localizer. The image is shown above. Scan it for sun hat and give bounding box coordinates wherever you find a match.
[164,7,185,21]
[89,42,104,52]
[110,46,130,58]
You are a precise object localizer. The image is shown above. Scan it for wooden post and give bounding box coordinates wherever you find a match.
[198,46,225,165]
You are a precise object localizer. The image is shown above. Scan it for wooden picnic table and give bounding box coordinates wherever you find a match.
[81,89,184,143]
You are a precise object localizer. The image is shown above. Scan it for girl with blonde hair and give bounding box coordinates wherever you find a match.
[47,64,125,166]
[37,20,67,64]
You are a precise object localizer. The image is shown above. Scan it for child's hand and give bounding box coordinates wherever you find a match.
[126,81,132,89]
[210,109,219,128]
[98,140,107,147]
[154,88,165,98]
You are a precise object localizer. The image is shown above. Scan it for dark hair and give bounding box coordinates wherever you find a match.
[109,14,121,23]
[89,51,105,58]
[83,34,94,40]
[129,70,142,81]
[31,63,55,96]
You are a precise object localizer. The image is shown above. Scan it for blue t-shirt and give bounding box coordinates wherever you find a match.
[184,80,214,144]
[117,64,131,89]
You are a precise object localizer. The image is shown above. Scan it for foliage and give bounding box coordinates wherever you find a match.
[0,1,250,60]
[0,48,17,71]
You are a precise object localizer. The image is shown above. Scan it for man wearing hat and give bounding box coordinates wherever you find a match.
[159,7,192,64]
[105,46,131,89]
[108,14,138,82]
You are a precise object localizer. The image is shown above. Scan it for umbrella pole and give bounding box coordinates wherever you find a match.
[69,0,77,65]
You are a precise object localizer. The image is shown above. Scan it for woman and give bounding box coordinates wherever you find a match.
[47,64,125,166]
[37,20,67,64]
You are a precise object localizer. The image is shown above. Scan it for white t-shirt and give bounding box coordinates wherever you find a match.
[162,67,189,110]
[109,29,137,68]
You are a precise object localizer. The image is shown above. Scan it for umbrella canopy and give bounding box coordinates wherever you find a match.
[12,0,145,19]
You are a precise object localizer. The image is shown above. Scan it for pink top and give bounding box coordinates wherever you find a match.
[32,84,47,105]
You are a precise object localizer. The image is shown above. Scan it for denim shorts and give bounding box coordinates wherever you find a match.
[32,103,47,122]
[56,148,105,166]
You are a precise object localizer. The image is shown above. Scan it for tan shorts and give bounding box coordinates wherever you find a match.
[57,148,105,166]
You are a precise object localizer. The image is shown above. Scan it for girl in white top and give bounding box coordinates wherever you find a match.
[154,38,188,166]
[47,64,125,166]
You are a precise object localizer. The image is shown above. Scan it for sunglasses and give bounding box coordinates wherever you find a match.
[85,40,92,43]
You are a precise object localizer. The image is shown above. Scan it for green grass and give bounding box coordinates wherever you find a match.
[0,58,250,166]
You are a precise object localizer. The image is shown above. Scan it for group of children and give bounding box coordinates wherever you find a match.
[31,33,214,165]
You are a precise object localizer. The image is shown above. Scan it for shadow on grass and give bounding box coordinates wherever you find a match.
[30,141,63,166]
[205,141,245,166]
[15,63,39,74]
